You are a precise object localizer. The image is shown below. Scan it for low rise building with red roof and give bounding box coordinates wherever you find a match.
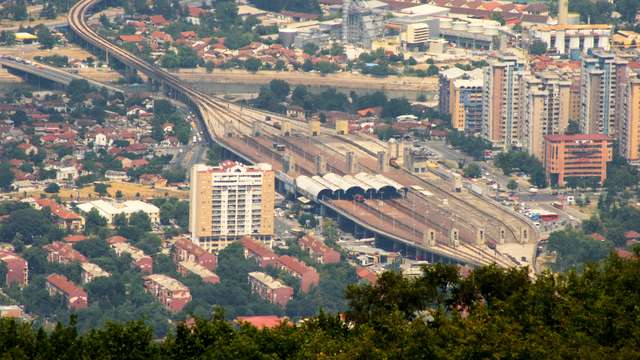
[275,255,319,293]
[177,261,220,284]
[43,241,88,264]
[298,234,340,264]
[46,274,88,310]
[235,315,289,329]
[35,198,84,232]
[356,267,377,285]
[149,14,169,26]
[0,251,28,287]
[111,242,153,273]
[144,274,191,312]
[119,34,144,43]
[241,237,278,268]
[173,237,217,271]
[248,271,293,307]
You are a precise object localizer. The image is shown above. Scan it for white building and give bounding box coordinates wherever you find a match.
[80,262,110,284]
[77,199,160,224]
[56,166,79,182]
[529,24,613,55]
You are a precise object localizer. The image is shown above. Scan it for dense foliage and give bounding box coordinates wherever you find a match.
[494,150,546,188]
[1,255,639,357]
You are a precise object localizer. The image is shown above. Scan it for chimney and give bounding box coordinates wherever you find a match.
[315,154,327,175]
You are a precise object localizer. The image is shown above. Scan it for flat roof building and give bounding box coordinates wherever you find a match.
[544,134,612,186]
[77,200,160,224]
[529,24,613,55]
[190,161,275,252]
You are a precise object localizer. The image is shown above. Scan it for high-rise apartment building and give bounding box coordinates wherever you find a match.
[451,77,484,134]
[522,72,572,160]
[620,77,640,164]
[190,161,275,252]
[580,51,628,135]
[482,54,526,149]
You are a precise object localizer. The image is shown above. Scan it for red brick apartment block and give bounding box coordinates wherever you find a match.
[298,234,341,264]
[43,241,88,264]
[241,236,278,268]
[143,274,191,312]
[0,251,28,287]
[275,255,320,294]
[248,271,293,307]
[177,261,220,284]
[46,274,88,310]
[110,242,153,273]
[173,237,217,271]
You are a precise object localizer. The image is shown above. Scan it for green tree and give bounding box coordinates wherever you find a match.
[463,163,481,178]
[94,183,109,196]
[303,43,319,56]
[529,40,548,55]
[0,164,16,191]
[507,179,518,191]
[84,208,107,234]
[44,183,60,193]
[36,25,57,49]
[244,57,261,72]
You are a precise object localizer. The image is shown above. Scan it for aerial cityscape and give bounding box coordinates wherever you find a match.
[0,0,639,356]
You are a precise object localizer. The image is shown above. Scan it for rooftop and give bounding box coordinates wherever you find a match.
[145,274,190,292]
[47,273,87,297]
[80,262,110,278]
[179,261,219,280]
[77,200,159,217]
[248,272,289,290]
[236,315,289,329]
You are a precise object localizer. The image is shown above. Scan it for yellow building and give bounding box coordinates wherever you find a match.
[189,161,275,252]
[620,77,640,164]
[612,31,640,49]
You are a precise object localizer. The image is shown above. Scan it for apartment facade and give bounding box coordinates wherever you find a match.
[190,161,275,252]
[543,134,612,186]
[110,242,153,273]
[482,54,526,149]
[580,51,628,135]
[143,274,192,312]
[275,255,320,293]
[46,274,88,310]
[247,271,293,307]
[528,24,613,55]
[298,234,340,264]
[43,241,88,264]
[172,237,217,271]
[80,262,111,285]
[522,72,572,160]
[451,78,484,134]
[0,251,28,287]
[619,77,640,164]
[241,236,278,268]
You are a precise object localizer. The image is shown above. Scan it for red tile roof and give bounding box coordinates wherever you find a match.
[47,273,87,298]
[64,235,88,243]
[119,34,143,43]
[35,198,82,221]
[236,315,289,329]
[624,231,640,239]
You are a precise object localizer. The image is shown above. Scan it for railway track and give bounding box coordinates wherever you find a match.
[69,0,535,267]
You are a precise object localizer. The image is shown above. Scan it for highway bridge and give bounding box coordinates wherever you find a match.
[67,0,538,267]
[0,57,123,94]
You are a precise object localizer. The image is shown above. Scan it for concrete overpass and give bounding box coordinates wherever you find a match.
[67,0,538,267]
[0,57,123,94]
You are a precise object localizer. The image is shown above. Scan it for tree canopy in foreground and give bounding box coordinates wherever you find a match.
[1,254,639,358]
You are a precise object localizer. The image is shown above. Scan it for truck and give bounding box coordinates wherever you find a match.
[552,202,564,210]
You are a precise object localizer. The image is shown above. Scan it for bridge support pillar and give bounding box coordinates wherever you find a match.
[520,227,529,244]
[281,120,291,136]
[314,155,327,175]
[450,228,460,247]
[423,229,436,247]
[499,227,506,244]
[346,151,357,174]
[476,228,486,246]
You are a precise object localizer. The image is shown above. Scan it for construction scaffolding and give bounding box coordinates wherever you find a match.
[342,0,385,48]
